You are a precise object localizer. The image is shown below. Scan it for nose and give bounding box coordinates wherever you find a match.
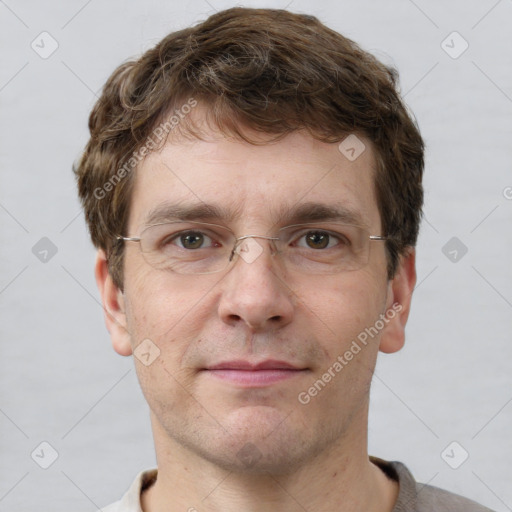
[217,236,295,332]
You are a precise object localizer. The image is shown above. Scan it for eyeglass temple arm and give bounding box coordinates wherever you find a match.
[116,235,141,242]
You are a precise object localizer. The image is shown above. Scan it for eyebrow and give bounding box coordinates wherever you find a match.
[142,200,367,230]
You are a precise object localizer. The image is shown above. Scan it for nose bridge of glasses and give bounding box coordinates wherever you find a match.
[229,234,281,262]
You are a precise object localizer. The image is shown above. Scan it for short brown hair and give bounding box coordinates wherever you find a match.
[74,7,424,291]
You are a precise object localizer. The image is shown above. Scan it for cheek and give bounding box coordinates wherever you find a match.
[125,278,202,404]
[297,271,387,356]
[124,270,219,385]
[133,351,200,429]
[125,262,206,337]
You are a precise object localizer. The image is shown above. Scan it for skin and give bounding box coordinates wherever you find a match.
[95,117,416,512]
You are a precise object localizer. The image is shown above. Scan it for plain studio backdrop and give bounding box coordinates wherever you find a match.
[1,0,511,510]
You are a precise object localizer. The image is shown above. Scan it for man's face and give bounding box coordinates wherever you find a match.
[104,123,410,474]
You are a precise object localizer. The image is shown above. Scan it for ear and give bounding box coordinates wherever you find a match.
[379,247,417,354]
[94,249,133,356]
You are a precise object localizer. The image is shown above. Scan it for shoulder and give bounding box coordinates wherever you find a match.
[100,468,158,512]
[101,502,121,512]
[415,481,495,512]
[370,456,495,512]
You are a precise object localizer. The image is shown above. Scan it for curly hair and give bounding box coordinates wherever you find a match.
[74,7,424,291]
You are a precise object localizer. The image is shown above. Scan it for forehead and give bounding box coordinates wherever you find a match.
[127,127,381,233]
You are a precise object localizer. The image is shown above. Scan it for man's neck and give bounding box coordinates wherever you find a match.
[141,434,398,512]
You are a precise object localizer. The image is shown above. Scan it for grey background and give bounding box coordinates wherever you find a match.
[1,0,511,510]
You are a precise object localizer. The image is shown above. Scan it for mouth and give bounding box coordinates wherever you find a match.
[201,360,309,387]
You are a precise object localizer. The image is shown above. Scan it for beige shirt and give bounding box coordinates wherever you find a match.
[101,456,495,511]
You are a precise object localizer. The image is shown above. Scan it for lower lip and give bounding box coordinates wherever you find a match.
[204,369,306,386]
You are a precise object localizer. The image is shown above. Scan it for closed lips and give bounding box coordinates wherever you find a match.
[204,360,305,371]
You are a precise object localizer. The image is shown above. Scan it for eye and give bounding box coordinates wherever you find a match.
[164,230,218,250]
[294,229,349,250]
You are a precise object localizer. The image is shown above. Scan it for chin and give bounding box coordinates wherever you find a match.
[193,407,321,475]
[199,439,312,475]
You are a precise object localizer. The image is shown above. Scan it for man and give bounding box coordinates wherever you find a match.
[74,7,494,512]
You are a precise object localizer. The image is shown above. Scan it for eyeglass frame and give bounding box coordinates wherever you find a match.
[115,220,390,275]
